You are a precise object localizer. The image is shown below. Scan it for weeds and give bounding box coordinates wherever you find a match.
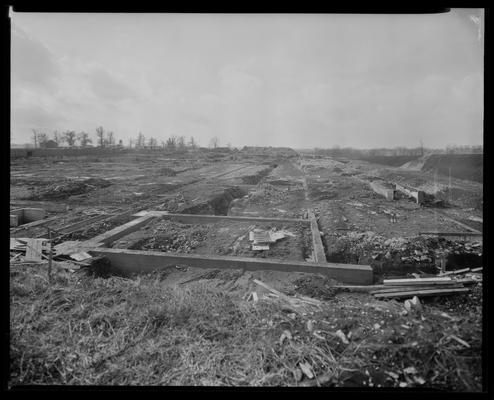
[9,265,482,388]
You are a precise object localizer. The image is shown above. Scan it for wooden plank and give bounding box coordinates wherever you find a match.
[383,277,454,286]
[308,210,326,263]
[471,267,483,273]
[419,231,482,237]
[83,215,156,246]
[88,248,374,285]
[253,279,294,302]
[439,268,471,276]
[69,251,92,261]
[371,284,464,294]
[374,287,470,299]
[24,239,44,261]
[147,211,310,225]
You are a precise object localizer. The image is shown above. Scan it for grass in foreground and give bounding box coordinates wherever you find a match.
[9,264,482,388]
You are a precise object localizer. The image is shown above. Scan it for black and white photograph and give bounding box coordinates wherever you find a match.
[8,8,485,390]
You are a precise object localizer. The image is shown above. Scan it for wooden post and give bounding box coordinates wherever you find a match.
[47,229,53,284]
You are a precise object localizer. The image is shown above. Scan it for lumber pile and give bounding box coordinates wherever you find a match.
[10,238,51,261]
[10,236,93,270]
[370,275,479,299]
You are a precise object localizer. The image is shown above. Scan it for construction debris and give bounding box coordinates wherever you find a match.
[370,273,479,299]
[69,251,93,261]
[404,296,422,312]
[252,279,321,313]
[332,231,482,265]
[29,178,112,200]
[24,239,46,261]
[249,228,295,251]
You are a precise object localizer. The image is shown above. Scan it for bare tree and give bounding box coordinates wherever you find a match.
[77,132,92,147]
[106,131,115,146]
[209,136,219,149]
[136,132,146,148]
[166,135,177,150]
[177,135,186,150]
[148,137,158,147]
[62,130,77,147]
[53,130,61,146]
[95,126,105,147]
[36,132,48,147]
[188,136,197,149]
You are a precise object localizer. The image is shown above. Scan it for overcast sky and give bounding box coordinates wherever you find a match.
[11,10,484,148]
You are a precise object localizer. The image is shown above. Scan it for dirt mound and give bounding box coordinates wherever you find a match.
[158,167,177,176]
[249,183,289,204]
[422,154,483,183]
[291,275,341,300]
[181,186,247,215]
[326,231,482,274]
[27,178,112,201]
[82,178,112,188]
[308,183,337,200]
[28,181,100,200]
[400,155,428,171]
[358,156,421,167]
[241,167,273,185]
[270,161,304,178]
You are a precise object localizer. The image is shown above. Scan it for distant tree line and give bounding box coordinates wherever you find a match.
[31,127,120,149]
[30,127,224,152]
[314,144,483,157]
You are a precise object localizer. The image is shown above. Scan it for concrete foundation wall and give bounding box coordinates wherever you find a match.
[10,208,46,225]
[86,215,156,246]
[10,215,19,227]
[89,248,374,285]
[394,183,425,205]
[145,211,310,226]
[308,210,326,263]
[369,181,395,201]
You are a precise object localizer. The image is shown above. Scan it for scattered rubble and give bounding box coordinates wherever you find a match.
[10,151,483,389]
[29,178,112,200]
[331,231,482,266]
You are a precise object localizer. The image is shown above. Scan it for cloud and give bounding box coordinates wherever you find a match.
[10,12,483,147]
[12,104,66,129]
[11,25,60,90]
[86,67,138,102]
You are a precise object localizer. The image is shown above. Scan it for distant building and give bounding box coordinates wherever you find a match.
[40,140,58,148]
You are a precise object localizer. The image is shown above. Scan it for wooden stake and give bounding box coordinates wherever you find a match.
[48,229,53,284]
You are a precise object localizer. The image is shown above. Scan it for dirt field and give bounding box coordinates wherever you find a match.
[9,148,483,389]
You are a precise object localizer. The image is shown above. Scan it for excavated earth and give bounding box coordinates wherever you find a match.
[9,149,483,389]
